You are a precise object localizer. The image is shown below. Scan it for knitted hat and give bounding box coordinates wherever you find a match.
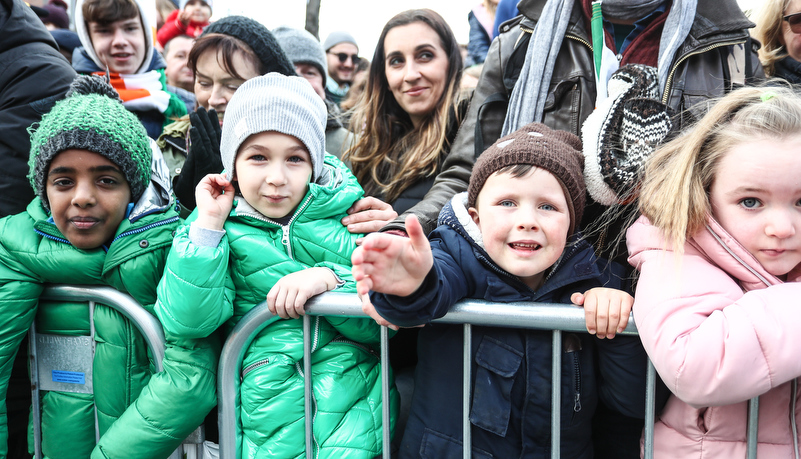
[273,26,328,85]
[220,73,327,183]
[28,75,152,210]
[323,31,358,51]
[468,122,585,236]
[582,64,673,205]
[44,0,70,29]
[179,0,212,11]
[201,16,295,77]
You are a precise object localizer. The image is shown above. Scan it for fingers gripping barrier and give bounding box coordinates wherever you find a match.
[217,292,761,459]
[32,285,202,459]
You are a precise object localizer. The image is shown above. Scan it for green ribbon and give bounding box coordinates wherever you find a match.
[591,1,604,80]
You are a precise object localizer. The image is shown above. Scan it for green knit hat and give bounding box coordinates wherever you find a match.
[28,75,152,210]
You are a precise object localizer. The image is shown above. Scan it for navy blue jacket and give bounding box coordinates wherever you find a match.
[372,195,647,458]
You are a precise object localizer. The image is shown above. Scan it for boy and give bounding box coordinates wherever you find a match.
[156,0,211,48]
[352,122,647,458]
[74,0,187,139]
[155,73,397,458]
[0,75,216,458]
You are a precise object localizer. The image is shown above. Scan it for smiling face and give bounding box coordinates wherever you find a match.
[234,131,313,219]
[46,149,131,250]
[326,42,358,86]
[383,21,450,128]
[183,0,211,24]
[709,136,801,278]
[194,49,260,124]
[87,16,146,74]
[468,167,571,289]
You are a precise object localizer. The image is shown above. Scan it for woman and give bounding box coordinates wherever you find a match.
[753,0,801,83]
[155,15,296,212]
[343,9,466,234]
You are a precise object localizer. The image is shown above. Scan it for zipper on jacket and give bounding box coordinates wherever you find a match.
[240,358,269,380]
[566,33,593,52]
[572,353,582,413]
[243,193,314,260]
[330,336,380,359]
[111,216,180,243]
[661,39,746,105]
[34,229,71,245]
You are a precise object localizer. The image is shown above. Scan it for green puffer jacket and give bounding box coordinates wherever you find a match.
[0,160,218,459]
[157,154,398,458]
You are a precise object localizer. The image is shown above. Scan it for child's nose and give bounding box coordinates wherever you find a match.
[516,208,539,231]
[765,210,797,239]
[265,165,288,187]
[72,183,97,208]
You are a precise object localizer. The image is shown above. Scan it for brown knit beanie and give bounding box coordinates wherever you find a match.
[467,122,586,235]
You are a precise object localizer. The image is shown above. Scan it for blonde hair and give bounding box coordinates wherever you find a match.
[639,85,801,253]
[752,0,791,76]
[343,10,463,203]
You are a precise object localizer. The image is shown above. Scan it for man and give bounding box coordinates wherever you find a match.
[163,34,196,111]
[323,30,358,107]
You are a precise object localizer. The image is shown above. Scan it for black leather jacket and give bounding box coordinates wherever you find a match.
[385,0,764,237]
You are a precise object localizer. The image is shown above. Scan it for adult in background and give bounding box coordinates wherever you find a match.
[273,26,355,159]
[42,0,69,29]
[0,2,76,457]
[465,0,498,69]
[163,34,196,111]
[157,15,296,213]
[323,31,359,107]
[753,0,801,83]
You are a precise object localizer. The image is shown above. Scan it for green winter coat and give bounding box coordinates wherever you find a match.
[156,154,398,458]
[0,163,218,459]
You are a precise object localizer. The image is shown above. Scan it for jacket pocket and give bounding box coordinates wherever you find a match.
[469,336,523,437]
[420,428,494,459]
[543,79,584,135]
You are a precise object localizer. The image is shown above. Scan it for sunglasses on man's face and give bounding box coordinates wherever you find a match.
[784,12,801,34]
[328,52,360,65]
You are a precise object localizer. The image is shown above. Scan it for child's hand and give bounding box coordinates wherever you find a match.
[358,291,400,331]
[571,288,633,339]
[351,214,433,297]
[178,9,192,25]
[194,173,234,231]
[267,267,339,319]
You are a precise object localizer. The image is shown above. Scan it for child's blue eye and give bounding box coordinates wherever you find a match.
[740,198,760,209]
[499,200,515,207]
[540,203,556,211]
[287,156,306,163]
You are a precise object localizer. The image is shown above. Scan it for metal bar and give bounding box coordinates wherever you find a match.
[463,324,472,459]
[90,301,99,444]
[30,321,42,459]
[643,361,656,459]
[303,314,314,459]
[551,331,561,459]
[747,397,759,459]
[380,326,391,459]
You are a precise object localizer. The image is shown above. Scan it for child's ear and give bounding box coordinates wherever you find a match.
[468,207,480,225]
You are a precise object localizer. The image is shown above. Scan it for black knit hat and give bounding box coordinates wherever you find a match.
[201,16,295,77]
[468,122,585,236]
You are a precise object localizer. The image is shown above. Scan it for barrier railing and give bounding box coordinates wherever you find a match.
[33,285,202,459]
[218,292,761,459]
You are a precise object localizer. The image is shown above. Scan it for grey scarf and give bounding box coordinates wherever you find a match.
[501,0,696,136]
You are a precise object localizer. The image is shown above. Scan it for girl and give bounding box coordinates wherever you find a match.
[629,86,801,457]
[342,8,467,234]
[156,74,397,458]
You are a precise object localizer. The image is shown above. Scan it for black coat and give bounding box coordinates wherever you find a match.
[0,0,75,217]
[372,196,647,458]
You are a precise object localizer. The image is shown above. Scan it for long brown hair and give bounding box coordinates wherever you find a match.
[344,9,463,202]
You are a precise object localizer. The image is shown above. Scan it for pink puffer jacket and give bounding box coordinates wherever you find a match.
[627,215,801,458]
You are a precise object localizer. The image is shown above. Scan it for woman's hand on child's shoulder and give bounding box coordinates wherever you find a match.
[194,173,234,231]
[341,197,398,235]
[267,267,339,319]
[571,288,633,339]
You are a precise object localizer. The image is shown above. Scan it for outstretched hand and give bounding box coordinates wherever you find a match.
[174,107,223,210]
[571,287,633,339]
[194,173,234,231]
[351,214,433,298]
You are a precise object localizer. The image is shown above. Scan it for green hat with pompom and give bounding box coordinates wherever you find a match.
[28,75,152,210]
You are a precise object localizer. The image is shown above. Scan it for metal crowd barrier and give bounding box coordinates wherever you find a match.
[33,285,203,459]
[217,292,761,459]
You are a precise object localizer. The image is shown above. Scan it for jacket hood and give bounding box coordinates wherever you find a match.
[438,192,596,292]
[130,138,174,221]
[74,0,155,74]
[0,0,60,55]
[232,153,364,225]
[627,215,801,293]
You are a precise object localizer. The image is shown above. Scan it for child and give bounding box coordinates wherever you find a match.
[74,0,187,139]
[352,122,647,458]
[155,73,397,458]
[156,0,211,49]
[0,75,216,458]
[629,86,801,456]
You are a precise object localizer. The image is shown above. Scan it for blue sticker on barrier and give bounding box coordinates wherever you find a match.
[52,370,85,385]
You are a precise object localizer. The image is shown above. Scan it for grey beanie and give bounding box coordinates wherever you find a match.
[273,26,328,85]
[323,31,358,51]
[221,73,327,182]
